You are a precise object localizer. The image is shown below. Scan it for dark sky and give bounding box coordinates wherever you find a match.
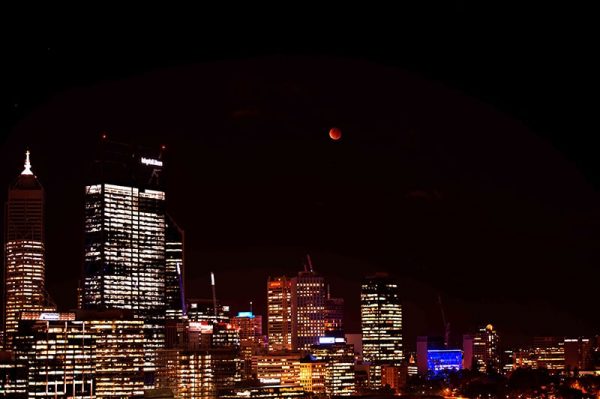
[0,6,598,349]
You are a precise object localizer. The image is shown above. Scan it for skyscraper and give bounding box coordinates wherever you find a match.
[82,142,167,314]
[2,151,54,349]
[360,273,403,387]
[291,257,326,351]
[267,276,292,351]
[81,138,178,387]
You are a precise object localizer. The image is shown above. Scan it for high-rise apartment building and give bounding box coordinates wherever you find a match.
[267,276,292,351]
[360,273,403,387]
[2,151,54,349]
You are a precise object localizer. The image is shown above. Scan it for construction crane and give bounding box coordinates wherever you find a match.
[438,294,451,348]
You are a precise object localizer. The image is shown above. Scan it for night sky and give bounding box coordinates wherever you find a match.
[1,7,598,349]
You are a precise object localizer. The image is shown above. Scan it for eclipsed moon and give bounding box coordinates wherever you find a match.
[329,127,342,141]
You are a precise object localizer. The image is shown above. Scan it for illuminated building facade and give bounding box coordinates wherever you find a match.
[360,273,403,387]
[13,312,95,399]
[186,299,230,324]
[231,312,265,379]
[165,215,185,321]
[80,310,146,398]
[256,353,302,385]
[83,181,166,314]
[156,349,214,399]
[231,312,263,341]
[0,351,27,397]
[310,339,356,396]
[532,337,565,371]
[300,361,326,394]
[218,384,305,399]
[426,350,463,375]
[3,152,54,349]
[416,336,445,374]
[512,337,565,372]
[81,140,178,387]
[267,277,292,351]
[463,324,500,372]
[291,262,326,351]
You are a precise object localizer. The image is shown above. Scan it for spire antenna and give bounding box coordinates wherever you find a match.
[22,150,33,175]
[306,254,314,273]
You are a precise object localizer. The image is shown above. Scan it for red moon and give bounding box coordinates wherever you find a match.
[329,127,342,141]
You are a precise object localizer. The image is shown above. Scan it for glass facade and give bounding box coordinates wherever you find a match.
[427,350,463,375]
[83,183,166,313]
[360,273,403,387]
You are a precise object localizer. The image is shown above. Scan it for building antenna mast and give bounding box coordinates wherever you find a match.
[438,294,451,348]
[211,272,218,321]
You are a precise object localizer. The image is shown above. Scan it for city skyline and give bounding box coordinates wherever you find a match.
[0,55,598,348]
[0,16,598,349]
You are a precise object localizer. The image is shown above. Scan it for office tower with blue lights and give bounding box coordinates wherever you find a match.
[360,272,403,387]
[2,151,54,350]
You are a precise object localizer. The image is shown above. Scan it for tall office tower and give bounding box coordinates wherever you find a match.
[13,311,95,399]
[360,273,403,387]
[324,296,344,336]
[82,140,167,315]
[2,151,54,349]
[463,324,500,372]
[291,257,326,351]
[267,276,292,351]
[165,214,185,321]
[81,138,176,387]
